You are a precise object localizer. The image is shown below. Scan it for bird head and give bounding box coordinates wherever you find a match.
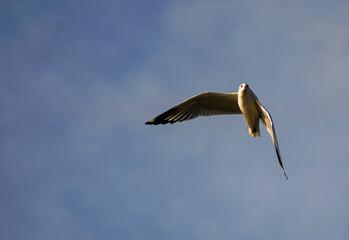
[238,83,249,92]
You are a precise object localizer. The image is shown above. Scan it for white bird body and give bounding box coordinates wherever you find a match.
[146,83,288,179]
[238,84,261,137]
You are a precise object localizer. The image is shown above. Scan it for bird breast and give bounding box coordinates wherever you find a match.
[238,92,261,125]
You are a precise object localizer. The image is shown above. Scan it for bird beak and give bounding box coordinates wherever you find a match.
[243,85,247,89]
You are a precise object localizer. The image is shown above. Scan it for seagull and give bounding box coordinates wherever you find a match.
[145,83,288,179]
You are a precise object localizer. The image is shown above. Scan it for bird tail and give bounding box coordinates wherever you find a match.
[248,126,260,137]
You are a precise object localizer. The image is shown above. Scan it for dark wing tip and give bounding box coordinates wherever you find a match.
[145,119,161,125]
[145,106,183,125]
[284,172,289,180]
[145,118,175,125]
[274,145,288,180]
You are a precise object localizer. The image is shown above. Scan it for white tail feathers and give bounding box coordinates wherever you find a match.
[248,126,261,137]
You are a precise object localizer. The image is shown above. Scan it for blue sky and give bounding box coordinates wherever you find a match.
[1,1,349,239]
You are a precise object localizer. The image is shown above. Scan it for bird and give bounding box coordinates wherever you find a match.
[145,83,288,179]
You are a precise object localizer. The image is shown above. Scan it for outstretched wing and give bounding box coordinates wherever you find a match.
[256,100,288,179]
[145,92,241,125]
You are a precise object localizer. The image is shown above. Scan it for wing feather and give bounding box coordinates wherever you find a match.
[256,99,288,179]
[145,92,241,125]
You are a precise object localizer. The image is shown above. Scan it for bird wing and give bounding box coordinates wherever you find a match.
[145,92,241,125]
[255,99,288,179]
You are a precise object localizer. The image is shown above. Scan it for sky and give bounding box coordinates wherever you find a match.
[1,0,349,239]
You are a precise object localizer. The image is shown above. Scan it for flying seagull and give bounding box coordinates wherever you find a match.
[145,83,288,179]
